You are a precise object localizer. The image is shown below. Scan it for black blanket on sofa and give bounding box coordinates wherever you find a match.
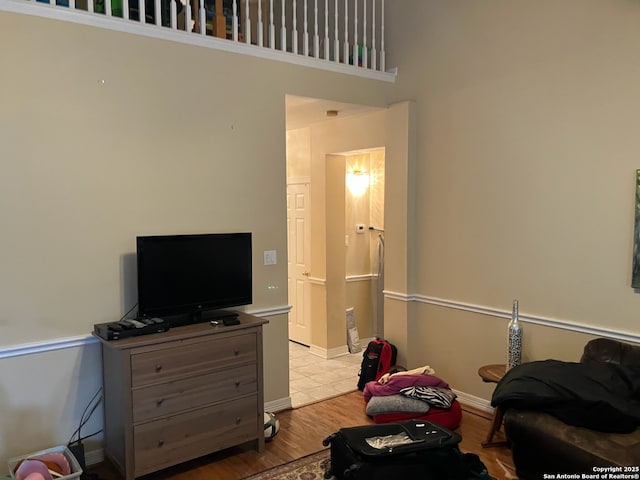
[491,359,640,433]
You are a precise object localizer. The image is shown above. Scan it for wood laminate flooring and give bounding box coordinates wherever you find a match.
[88,390,514,480]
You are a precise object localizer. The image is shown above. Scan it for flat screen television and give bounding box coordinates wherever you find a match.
[136,232,252,323]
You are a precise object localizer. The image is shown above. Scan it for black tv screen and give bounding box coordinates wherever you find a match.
[136,233,252,321]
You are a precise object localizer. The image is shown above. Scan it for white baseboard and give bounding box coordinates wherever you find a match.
[454,390,494,414]
[309,344,350,359]
[265,396,292,413]
[85,447,104,467]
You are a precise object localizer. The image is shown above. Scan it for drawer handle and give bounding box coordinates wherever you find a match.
[156,399,165,407]
[234,348,240,356]
[235,381,240,387]
[158,440,164,448]
[235,417,241,425]
[155,364,163,372]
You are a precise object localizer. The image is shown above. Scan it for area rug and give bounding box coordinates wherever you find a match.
[241,449,333,480]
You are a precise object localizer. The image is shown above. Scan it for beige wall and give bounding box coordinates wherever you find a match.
[369,149,386,232]
[285,128,311,179]
[345,153,372,276]
[325,154,348,349]
[0,10,391,462]
[384,0,640,398]
[382,101,417,367]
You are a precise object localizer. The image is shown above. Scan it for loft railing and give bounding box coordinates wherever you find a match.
[11,0,393,77]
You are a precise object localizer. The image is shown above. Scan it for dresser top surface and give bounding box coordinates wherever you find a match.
[95,311,268,350]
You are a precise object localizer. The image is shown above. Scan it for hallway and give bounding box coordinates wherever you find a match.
[289,341,363,408]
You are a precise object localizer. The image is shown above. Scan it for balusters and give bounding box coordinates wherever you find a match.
[313,0,318,58]
[269,0,274,48]
[352,0,358,66]
[245,0,251,44]
[380,0,385,72]
[170,0,177,30]
[323,0,329,59]
[154,0,161,26]
[333,0,338,62]
[198,0,205,35]
[232,0,238,41]
[292,0,298,54]
[30,0,389,73]
[303,0,309,57]
[362,0,367,68]
[257,0,263,47]
[185,0,191,32]
[371,0,377,70]
[343,0,348,65]
[281,0,286,52]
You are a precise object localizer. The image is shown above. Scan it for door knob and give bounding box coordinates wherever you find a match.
[302,271,310,276]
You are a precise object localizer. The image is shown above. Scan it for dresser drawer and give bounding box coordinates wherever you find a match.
[133,395,258,477]
[131,332,257,387]
[132,364,257,423]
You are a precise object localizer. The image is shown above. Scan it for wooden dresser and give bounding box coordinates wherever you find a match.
[96,312,268,480]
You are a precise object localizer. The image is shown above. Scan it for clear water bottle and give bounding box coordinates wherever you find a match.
[507,299,523,371]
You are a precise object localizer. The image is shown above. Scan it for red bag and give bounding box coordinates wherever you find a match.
[357,338,398,390]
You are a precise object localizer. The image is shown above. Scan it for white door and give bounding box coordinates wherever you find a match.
[287,182,311,345]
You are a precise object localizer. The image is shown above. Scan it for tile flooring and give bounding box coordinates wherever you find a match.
[289,341,364,407]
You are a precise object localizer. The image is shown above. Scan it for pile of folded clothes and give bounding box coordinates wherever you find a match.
[362,366,462,429]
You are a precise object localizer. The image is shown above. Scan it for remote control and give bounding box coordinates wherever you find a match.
[118,319,136,329]
[127,319,147,328]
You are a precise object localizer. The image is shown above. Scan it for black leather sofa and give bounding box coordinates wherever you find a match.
[501,338,640,480]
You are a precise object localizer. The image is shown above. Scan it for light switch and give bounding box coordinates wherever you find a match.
[264,250,277,265]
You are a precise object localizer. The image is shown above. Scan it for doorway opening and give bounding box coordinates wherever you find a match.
[285,95,386,407]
